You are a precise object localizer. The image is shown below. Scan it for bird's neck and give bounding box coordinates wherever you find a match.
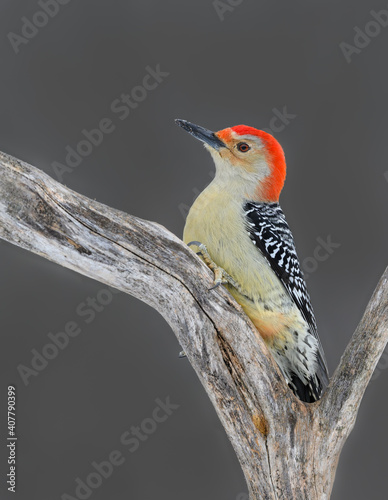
[209,167,277,204]
[209,152,279,203]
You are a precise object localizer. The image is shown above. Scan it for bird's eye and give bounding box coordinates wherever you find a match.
[237,142,250,153]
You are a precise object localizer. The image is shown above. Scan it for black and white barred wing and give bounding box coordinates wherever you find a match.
[244,201,329,382]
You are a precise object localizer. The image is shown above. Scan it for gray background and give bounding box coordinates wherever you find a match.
[0,0,388,499]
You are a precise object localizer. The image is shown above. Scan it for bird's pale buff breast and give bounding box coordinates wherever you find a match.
[183,182,303,348]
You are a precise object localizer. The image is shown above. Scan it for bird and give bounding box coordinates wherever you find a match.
[175,119,329,403]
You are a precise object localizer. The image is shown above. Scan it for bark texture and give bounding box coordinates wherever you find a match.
[0,150,387,499]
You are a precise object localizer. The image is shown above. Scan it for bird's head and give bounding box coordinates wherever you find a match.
[175,119,286,202]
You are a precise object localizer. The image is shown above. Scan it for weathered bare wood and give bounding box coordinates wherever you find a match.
[0,150,387,499]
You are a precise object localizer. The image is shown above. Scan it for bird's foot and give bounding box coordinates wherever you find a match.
[209,266,240,290]
[187,241,240,291]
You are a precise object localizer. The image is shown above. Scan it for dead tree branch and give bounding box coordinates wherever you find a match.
[0,150,387,499]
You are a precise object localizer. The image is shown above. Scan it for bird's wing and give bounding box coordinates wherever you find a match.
[244,201,329,382]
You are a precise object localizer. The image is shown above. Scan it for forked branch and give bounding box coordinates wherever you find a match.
[0,150,387,499]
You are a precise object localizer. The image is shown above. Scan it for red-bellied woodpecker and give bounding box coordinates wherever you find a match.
[175,119,329,402]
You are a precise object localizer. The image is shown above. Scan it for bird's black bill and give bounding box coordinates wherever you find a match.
[175,119,225,150]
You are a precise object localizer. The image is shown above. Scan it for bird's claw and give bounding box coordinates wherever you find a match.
[187,241,239,291]
[188,241,218,271]
[209,267,228,290]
